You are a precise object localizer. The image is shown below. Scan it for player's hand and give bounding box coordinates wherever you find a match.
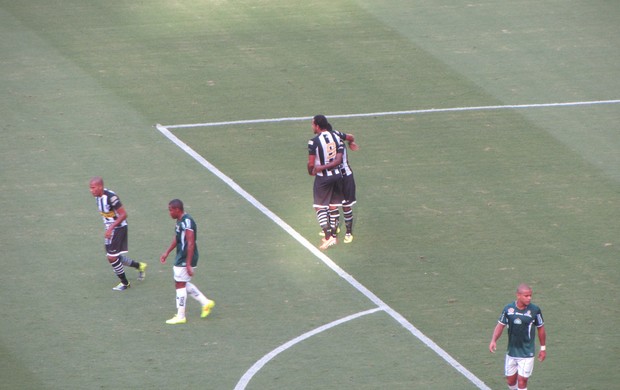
[187,266,194,277]
[160,254,167,264]
[104,228,113,239]
[538,350,546,362]
[349,141,359,151]
[489,341,497,353]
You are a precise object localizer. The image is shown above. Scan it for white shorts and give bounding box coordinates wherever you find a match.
[505,355,535,378]
[173,266,196,282]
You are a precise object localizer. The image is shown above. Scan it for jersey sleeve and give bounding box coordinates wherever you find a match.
[182,218,193,231]
[335,135,344,154]
[535,307,544,327]
[333,129,347,141]
[308,138,317,155]
[109,193,122,210]
[498,306,509,325]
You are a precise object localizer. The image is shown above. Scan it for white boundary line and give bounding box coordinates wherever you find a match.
[155,124,492,390]
[163,99,620,129]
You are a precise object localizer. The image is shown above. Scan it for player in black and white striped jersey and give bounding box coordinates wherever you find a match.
[89,177,147,291]
[327,123,358,243]
[307,115,344,250]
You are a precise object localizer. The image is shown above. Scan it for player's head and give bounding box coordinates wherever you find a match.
[516,283,532,294]
[168,199,184,219]
[312,114,329,131]
[89,176,104,197]
[515,283,533,307]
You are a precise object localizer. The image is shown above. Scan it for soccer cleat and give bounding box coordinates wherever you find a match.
[201,300,216,318]
[319,226,340,237]
[319,236,337,250]
[137,262,148,281]
[112,282,130,291]
[165,315,187,325]
[344,233,353,244]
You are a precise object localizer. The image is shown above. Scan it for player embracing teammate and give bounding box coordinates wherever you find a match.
[307,114,359,250]
[326,122,358,244]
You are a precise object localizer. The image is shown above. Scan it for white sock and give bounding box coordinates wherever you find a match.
[176,287,187,318]
[186,282,209,306]
[508,385,517,390]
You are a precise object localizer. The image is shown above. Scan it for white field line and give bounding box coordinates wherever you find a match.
[155,124,492,390]
[234,308,382,390]
[163,99,620,129]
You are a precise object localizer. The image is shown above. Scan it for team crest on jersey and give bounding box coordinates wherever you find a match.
[507,308,515,315]
[514,318,522,324]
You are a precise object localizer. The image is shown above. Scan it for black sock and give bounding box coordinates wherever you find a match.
[120,255,139,269]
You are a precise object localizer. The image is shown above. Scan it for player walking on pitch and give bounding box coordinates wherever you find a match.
[489,283,547,390]
[89,176,147,291]
[160,199,215,324]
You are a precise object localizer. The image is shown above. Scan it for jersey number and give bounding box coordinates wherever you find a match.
[325,142,338,161]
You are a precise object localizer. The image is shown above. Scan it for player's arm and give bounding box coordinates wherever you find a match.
[307,154,316,175]
[160,238,176,263]
[185,228,196,276]
[345,134,359,151]
[314,151,343,174]
[105,205,127,238]
[489,322,506,353]
[537,325,547,361]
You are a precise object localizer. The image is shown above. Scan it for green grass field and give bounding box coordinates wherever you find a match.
[1,1,619,389]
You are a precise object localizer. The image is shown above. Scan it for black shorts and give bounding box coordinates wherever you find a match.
[313,173,343,208]
[105,225,128,258]
[341,173,357,207]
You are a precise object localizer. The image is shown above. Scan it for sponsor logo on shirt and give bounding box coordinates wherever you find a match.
[100,211,115,218]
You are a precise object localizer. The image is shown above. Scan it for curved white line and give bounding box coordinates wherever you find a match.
[234,308,382,390]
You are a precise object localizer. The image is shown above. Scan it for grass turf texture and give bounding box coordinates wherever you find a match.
[1,1,619,389]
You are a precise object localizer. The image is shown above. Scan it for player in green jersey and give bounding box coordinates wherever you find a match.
[160,199,215,324]
[489,283,547,390]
